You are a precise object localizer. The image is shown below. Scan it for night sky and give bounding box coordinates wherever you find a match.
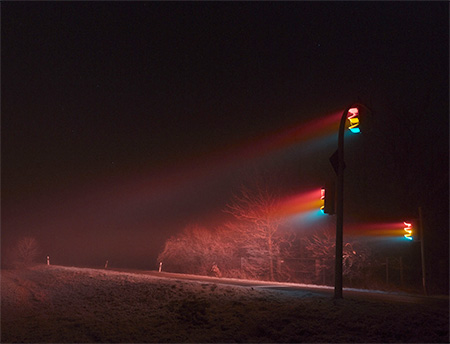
[2,2,448,270]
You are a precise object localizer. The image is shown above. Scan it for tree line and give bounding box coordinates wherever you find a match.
[158,182,373,285]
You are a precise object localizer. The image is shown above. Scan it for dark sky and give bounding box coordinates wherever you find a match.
[2,2,448,269]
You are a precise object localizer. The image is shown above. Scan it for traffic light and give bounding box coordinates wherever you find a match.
[320,184,335,215]
[320,188,325,213]
[347,107,360,134]
[403,221,413,240]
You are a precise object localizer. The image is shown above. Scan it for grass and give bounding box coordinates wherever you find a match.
[1,264,448,343]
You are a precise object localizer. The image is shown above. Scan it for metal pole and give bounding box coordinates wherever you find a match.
[334,106,350,299]
[333,103,370,299]
[418,207,427,296]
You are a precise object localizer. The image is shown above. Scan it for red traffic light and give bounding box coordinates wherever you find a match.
[347,107,360,134]
[320,188,325,213]
[403,221,413,240]
[320,185,335,215]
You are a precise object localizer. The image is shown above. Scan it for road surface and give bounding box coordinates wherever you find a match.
[110,268,448,307]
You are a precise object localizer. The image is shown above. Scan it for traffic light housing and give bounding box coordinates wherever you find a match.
[347,107,360,134]
[320,184,335,215]
[320,188,325,213]
[403,221,413,240]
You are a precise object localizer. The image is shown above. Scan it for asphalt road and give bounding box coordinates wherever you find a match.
[110,268,448,308]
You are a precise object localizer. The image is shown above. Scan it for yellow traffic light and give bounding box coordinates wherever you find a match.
[320,188,325,213]
[347,107,360,133]
[320,186,335,215]
[403,221,413,240]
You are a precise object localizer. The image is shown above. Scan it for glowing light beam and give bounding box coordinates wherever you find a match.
[276,189,324,219]
[345,222,410,239]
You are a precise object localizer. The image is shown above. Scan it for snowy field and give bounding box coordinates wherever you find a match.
[1,265,448,343]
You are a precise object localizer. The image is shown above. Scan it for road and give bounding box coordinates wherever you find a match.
[110,268,448,308]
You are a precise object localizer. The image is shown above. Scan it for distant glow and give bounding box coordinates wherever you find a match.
[240,110,342,163]
[4,110,347,264]
[403,221,413,240]
[347,107,360,134]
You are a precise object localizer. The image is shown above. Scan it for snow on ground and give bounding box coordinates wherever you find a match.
[1,265,448,343]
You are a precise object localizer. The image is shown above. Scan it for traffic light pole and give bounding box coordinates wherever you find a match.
[334,106,350,299]
[418,206,427,296]
[333,103,370,299]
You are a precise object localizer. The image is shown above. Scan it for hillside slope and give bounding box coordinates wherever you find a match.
[1,265,448,343]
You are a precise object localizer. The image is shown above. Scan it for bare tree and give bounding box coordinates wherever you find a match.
[304,226,372,286]
[225,183,285,280]
[13,236,40,268]
[303,226,335,283]
[157,224,235,276]
[157,178,297,281]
